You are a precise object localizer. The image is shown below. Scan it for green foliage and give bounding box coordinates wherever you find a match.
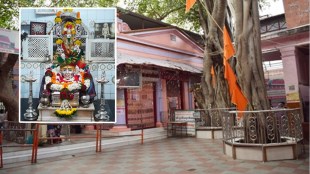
[0,0,278,33]
[37,0,117,8]
[0,0,119,30]
[123,0,279,33]
[124,0,201,32]
[0,0,21,30]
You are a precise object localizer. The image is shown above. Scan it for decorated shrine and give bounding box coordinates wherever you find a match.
[37,10,96,122]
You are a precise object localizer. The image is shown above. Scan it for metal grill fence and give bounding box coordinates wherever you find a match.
[195,108,236,127]
[222,108,303,144]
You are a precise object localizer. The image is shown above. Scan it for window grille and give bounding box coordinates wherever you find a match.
[22,35,52,61]
[87,39,115,62]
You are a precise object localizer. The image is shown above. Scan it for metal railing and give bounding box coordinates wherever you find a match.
[1,121,29,144]
[222,108,303,144]
[0,123,145,168]
[0,123,39,168]
[195,108,236,127]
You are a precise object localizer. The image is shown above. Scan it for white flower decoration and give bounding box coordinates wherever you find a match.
[84,79,91,89]
[45,76,51,84]
[68,82,81,91]
[50,84,64,91]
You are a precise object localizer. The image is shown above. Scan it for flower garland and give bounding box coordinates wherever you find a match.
[54,99,77,119]
[44,67,92,101]
[54,108,77,119]
[60,88,74,100]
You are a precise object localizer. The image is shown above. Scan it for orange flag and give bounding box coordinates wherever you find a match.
[223,26,236,94]
[186,0,196,13]
[223,26,248,114]
[224,63,237,95]
[232,87,248,112]
[223,26,235,60]
[211,65,216,87]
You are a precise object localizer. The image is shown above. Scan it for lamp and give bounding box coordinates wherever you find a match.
[24,71,38,121]
[95,71,110,121]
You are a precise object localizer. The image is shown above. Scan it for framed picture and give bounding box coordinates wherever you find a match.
[94,22,115,39]
[117,70,142,89]
[35,9,57,14]
[30,22,47,35]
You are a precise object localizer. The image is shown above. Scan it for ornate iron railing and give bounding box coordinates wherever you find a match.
[1,121,30,144]
[222,109,303,144]
[195,108,236,127]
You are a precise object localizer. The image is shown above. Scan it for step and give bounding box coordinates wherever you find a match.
[2,127,167,165]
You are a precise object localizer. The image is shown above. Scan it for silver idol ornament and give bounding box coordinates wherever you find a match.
[81,94,90,108]
[40,97,50,107]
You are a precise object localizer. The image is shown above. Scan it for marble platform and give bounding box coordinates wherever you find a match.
[37,103,95,123]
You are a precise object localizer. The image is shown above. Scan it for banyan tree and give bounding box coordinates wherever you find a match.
[188,0,275,143]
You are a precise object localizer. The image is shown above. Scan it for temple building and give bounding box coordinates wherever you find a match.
[260,0,309,139]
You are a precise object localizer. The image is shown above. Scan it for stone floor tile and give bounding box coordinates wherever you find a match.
[0,138,308,174]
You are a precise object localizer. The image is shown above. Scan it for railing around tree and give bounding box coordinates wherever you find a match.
[222,108,303,144]
[195,108,236,127]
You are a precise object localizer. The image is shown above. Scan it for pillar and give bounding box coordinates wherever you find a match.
[280,46,301,105]
[109,88,130,132]
[182,81,189,110]
[156,79,168,127]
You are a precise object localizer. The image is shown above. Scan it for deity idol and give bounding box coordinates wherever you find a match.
[39,10,95,107]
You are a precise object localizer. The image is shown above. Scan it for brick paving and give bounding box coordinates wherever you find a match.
[0,138,309,174]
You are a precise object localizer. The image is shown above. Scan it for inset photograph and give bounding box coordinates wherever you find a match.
[20,8,116,123]
[0,29,19,122]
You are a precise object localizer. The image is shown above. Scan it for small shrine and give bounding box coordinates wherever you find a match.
[30,9,99,122]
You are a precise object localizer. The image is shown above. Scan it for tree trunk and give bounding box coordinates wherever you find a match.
[190,0,230,126]
[198,0,230,110]
[0,53,19,121]
[192,1,271,136]
[232,0,271,143]
[231,0,269,110]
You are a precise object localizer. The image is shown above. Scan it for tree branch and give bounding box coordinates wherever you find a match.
[156,6,184,21]
[198,1,208,38]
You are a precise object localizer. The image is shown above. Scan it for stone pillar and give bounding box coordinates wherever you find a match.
[109,111,130,132]
[182,81,189,110]
[37,124,47,143]
[280,46,301,103]
[156,79,168,127]
[109,89,130,132]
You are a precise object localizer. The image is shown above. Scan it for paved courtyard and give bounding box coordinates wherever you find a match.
[0,138,309,174]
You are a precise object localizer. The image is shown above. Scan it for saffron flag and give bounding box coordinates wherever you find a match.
[223,26,235,60]
[224,63,237,95]
[232,87,248,112]
[211,65,216,87]
[223,26,248,114]
[186,0,196,13]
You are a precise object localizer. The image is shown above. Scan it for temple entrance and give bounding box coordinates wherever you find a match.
[166,80,182,121]
[126,82,156,129]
